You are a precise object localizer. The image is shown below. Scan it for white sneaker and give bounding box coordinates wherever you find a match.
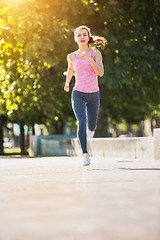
[83,153,90,166]
[87,128,95,138]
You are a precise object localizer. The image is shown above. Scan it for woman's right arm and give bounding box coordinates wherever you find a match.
[64,53,74,92]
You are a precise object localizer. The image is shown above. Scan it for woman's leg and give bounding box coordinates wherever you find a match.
[71,90,87,154]
[86,91,100,132]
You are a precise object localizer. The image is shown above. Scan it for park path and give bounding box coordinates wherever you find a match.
[0,156,160,240]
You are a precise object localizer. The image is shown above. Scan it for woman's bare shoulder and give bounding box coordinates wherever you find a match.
[67,52,75,62]
[93,49,102,56]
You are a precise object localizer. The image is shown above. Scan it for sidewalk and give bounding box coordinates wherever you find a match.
[0,156,160,240]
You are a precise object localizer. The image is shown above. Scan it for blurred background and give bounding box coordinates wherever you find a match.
[0,0,160,155]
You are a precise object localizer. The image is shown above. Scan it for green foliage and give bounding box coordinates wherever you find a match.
[91,0,160,124]
[0,0,74,127]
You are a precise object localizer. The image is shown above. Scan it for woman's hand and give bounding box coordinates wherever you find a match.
[64,83,70,92]
[83,50,104,77]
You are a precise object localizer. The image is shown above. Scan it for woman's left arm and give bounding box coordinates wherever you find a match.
[84,50,104,77]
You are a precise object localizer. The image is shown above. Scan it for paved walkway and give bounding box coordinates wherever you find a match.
[0,156,160,240]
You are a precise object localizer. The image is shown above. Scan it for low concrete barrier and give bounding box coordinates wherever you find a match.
[41,139,74,156]
[29,135,76,157]
[154,128,160,160]
[29,128,160,160]
[71,137,154,159]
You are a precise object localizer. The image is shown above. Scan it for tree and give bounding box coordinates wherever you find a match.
[88,0,160,135]
[0,0,86,152]
[0,0,160,151]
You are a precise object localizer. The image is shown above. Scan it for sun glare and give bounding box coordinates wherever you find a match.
[6,0,23,3]
[4,0,24,7]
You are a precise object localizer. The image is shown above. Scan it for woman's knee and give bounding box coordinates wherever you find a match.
[88,123,96,132]
[78,119,86,129]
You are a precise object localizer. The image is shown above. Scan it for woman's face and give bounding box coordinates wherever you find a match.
[74,28,89,46]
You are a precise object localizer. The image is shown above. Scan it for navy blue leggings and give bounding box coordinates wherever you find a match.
[71,89,100,154]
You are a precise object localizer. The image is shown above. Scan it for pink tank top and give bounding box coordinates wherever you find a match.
[73,50,99,93]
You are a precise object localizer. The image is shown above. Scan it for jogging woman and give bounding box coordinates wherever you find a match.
[64,25,107,166]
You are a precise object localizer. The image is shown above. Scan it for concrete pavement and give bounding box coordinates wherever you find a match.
[0,156,160,240]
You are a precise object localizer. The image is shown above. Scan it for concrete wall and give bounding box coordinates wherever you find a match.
[29,128,160,160]
[154,128,160,160]
[29,135,76,157]
[41,139,74,156]
[71,137,154,159]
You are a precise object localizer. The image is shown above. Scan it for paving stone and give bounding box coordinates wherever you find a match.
[0,156,160,240]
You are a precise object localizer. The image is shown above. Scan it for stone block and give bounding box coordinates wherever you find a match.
[29,135,76,157]
[153,128,160,160]
[70,137,154,159]
[135,137,154,159]
[41,139,74,156]
[29,132,158,160]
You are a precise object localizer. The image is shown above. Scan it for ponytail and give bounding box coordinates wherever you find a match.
[88,35,107,48]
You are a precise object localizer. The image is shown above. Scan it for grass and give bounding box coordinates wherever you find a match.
[3,148,29,156]
[4,148,21,154]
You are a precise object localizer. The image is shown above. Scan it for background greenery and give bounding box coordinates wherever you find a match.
[0,0,160,154]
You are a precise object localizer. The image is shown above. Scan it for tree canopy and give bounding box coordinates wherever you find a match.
[0,0,160,140]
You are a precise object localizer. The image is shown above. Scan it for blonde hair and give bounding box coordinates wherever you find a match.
[74,25,107,48]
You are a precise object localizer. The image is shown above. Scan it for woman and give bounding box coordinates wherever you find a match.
[64,25,107,166]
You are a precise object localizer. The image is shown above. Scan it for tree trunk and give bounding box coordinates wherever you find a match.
[95,84,109,137]
[156,117,160,128]
[54,118,64,134]
[0,115,4,155]
[32,124,35,135]
[20,120,26,155]
[127,124,133,137]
